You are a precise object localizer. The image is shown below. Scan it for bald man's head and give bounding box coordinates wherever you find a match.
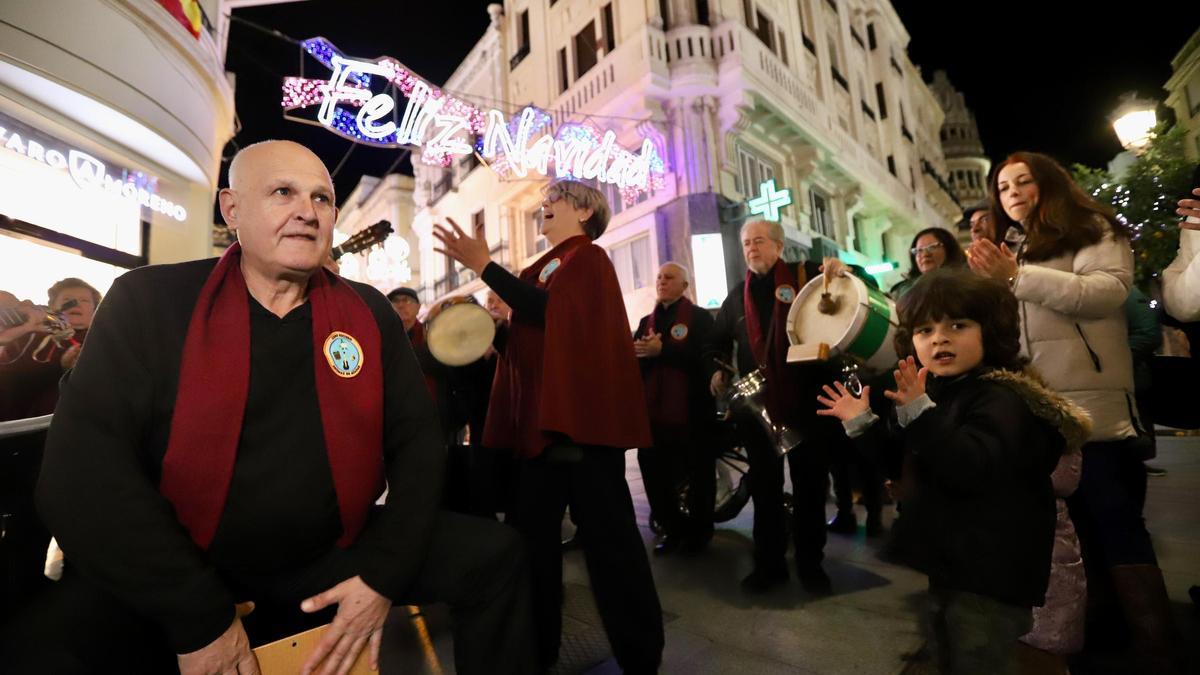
[654,262,690,304]
[218,140,338,282]
[226,140,332,192]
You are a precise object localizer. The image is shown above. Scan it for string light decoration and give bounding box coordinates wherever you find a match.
[282,38,666,196]
[281,77,369,111]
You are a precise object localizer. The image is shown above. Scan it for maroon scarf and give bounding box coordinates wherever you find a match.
[743,260,807,427]
[407,321,438,398]
[159,243,384,549]
[642,297,694,429]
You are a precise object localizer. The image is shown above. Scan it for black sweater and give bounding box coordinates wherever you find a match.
[855,371,1062,608]
[634,299,715,429]
[37,259,445,653]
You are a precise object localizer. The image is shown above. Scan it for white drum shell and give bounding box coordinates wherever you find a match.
[785,274,898,373]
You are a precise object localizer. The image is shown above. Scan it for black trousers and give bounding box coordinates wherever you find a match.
[1,511,535,675]
[637,424,716,542]
[830,437,883,516]
[1067,438,1158,571]
[512,447,664,673]
[742,416,835,571]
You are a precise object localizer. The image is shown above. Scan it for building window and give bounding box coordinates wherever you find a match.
[875,82,888,119]
[602,3,616,53]
[850,26,864,49]
[859,80,875,119]
[798,0,816,53]
[602,182,624,217]
[754,11,775,50]
[809,188,833,238]
[557,47,569,93]
[827,35,841,72]
[867,23,876,50]
[609,236,651,294]
[659,0,671,31]
[828,36,848,90]
[1186,75,1200,116]
[574,21,598,78]
[735,145,777,197]
[853,213,868,254]
[526,209,547,257]
[778,31,788,65]
[510,10,530,70]
[431,169,452,203]
[455,142,479,180]
[697,0,710,26]
[887,154,897,176]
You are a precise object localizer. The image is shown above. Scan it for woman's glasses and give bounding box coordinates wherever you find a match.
[911,242,944,257]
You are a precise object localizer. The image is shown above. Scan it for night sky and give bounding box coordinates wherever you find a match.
[223,0,1200,213]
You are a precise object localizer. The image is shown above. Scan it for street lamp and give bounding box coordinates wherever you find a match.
[1109,93,1158,153]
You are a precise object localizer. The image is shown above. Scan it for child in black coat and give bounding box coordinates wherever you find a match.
[817,268,1074,675]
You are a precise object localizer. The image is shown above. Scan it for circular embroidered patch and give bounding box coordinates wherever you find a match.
[538,258,562,284]
[670,323,689,340]
[775,284,796,303]
[323,331,363,378]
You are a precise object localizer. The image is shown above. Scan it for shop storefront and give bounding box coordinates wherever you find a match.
[0,106,194,301]
[0,0,239,304]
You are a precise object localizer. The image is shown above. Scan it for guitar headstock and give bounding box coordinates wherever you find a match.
[333,220,394,260]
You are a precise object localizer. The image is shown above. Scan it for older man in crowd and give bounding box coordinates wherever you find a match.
[2,140,534,675]
[634,262,717,554]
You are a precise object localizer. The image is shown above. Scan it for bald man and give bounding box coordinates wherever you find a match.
[4,141,534,674]
[633,263,717,554]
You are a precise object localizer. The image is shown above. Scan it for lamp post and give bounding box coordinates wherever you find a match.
[1110,93,1158,153]
[1107,93,1158,179]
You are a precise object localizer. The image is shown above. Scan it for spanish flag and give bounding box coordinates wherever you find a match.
[157,0,202,38]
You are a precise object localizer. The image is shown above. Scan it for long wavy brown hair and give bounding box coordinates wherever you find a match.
[988,151,1128,262]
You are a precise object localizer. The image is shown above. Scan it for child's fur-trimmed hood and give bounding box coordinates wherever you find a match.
[982,368,1092,454]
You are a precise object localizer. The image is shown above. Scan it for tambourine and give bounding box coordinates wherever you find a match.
[426,296,496,366]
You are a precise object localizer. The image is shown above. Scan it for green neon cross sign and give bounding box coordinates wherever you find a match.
[747,179,793,221]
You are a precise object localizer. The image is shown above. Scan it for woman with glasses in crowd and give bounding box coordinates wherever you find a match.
[432,178,663,674]
[889,227,968,299]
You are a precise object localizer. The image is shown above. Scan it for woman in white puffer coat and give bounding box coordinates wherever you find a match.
[968,151,1181,673]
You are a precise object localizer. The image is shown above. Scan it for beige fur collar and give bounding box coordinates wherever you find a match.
[982,368,1092,454]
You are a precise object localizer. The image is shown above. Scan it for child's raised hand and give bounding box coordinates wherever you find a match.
[816,381,871,422]
[884,356,929,407]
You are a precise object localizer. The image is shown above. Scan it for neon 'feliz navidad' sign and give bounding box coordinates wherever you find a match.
[282,38,665,196]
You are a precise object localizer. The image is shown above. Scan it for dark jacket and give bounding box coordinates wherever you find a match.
[634,298,715,436]
[37,259,444,652]
[704,260,873,431]
[1124,285,1161,394]
[855,369,1063,608]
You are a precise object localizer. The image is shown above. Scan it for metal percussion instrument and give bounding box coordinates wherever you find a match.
[722,368,803,457]
[426,296,496,366]
[785,273,898,373]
